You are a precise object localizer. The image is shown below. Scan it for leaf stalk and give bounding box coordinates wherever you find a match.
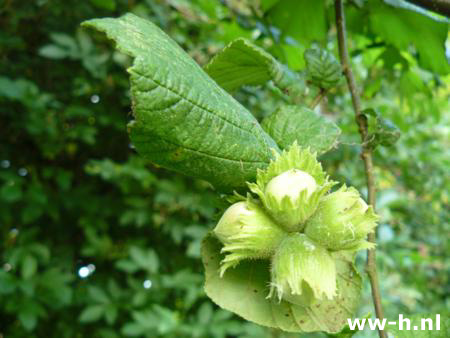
[309,88,327,109]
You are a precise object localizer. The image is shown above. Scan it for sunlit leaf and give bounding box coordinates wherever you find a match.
[205,38,305,100]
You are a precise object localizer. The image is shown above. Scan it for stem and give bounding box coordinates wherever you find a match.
[309,88,326,109]
[334,1,386,338]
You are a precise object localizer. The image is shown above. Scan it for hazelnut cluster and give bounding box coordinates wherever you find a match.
[213,143,378,304]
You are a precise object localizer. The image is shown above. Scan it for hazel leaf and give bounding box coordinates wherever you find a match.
[363,108,401,149]
[304,48,342,89]
[202,234,362,334]
[82,14,278,190]
[204,38,306,101]
[261,105,341,154]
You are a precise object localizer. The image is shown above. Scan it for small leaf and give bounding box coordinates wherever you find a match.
[261,105,341,154]
[363,109,401,149]
[50,33,78,51]
[83,14,278,190]
[304,48,342,89]
[21,255,37,279]
[374,118,401,146]
[87,285,110,304]
[197,303,213,325]
[19,311,37,331]
[0,270,16,294]
[202,234,362,333]
[204,38,305,101]
[0,182,22,203]
[129,247,159,273]
[79,304,105,323]
[18,302,45,331]
[121,322,146,336]
[104,305,118,324]
[115,259,139,273]
[39,45,69,59]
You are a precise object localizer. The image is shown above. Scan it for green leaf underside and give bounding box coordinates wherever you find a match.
[202,234,362,333]
[204,38,304,99]
[369,1,449,74]
[82,13,278,189]
[267,0,327,44]
[261,105,341,154]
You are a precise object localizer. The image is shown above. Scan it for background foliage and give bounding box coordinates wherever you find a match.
[0,0,448,337]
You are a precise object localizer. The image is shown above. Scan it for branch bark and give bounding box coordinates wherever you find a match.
[404,0,450,17]
[334,1,386,338]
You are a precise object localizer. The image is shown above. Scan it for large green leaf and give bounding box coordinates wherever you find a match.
[261,105,340,154]
[266,0,327,45]
[82,14,278,189]
[204,38,305,100]
[202,234,362,333]
[369,1,449,74]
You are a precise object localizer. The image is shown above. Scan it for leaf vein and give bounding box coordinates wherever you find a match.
[132,69,261,138]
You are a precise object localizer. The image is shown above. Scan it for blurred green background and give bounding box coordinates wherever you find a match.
[0,0,448,337]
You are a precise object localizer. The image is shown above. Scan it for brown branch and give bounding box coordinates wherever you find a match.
[404,0,450,17]
[334,1,386,338]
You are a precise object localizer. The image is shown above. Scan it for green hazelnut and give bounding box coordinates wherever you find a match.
[265,169,317,204]
[304,186,378,251]
[248,143,336,232]
[214,200,286,276]
[270,233,336,301]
